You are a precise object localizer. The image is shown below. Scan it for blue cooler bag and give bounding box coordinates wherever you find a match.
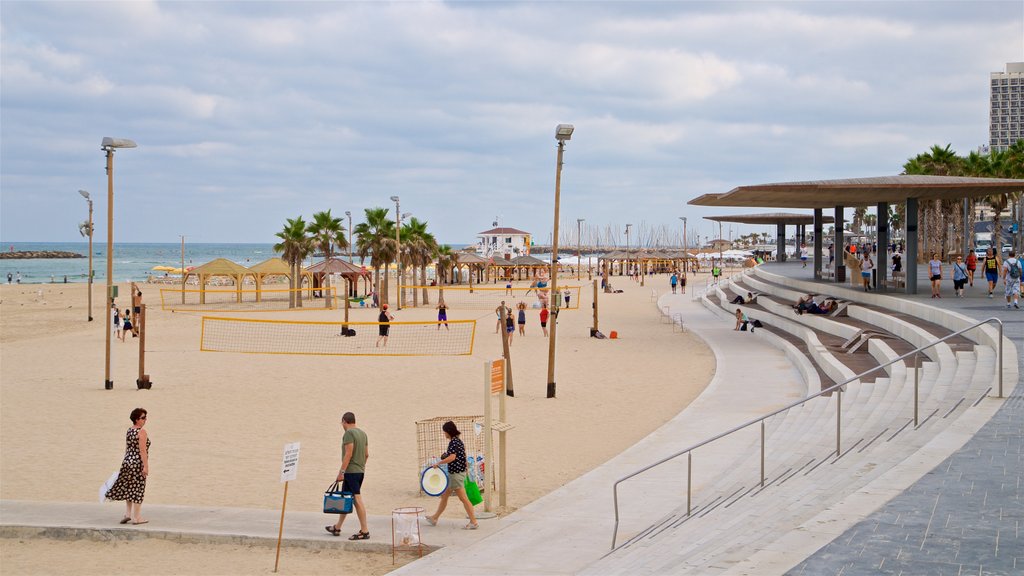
[323,481,354,514]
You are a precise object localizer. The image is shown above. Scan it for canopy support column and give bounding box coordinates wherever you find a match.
[834,205,844,283]
[906,197,919,295]
[776,223,786,262]
[813,209,823,280]
[877,202,889,292]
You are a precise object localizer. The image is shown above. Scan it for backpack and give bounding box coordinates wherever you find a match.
[1010,259,1022,280]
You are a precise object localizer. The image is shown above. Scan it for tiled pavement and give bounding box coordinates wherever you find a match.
[787,264,1023,576]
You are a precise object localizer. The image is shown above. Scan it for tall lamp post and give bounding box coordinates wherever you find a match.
[389,196,400,308]
[680,216,687,274]
[625,223,632,276]
[345,210,353,297]
[576,218,585,281]
[180,235,186,304]
[101,136,137,390]
[79,190,94,321]
[547,123,574,399]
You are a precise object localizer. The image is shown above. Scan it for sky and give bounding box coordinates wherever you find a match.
[2,0,1022,246]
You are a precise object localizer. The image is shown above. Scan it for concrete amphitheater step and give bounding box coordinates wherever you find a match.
[588,275,996,575]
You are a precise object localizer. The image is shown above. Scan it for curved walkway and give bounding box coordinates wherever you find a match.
[392,290,806,575]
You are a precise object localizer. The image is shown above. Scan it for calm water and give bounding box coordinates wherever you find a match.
[0,242,470,284]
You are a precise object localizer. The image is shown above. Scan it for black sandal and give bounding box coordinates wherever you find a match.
[325,525,341,536]
[348,531,370,540]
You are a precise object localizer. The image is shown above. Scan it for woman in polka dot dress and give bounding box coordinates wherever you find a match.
[106,407,151,525]
[424,421,479,530]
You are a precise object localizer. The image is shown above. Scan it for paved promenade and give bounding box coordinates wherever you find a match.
[775,262,1023,575]
[390,288,806,575]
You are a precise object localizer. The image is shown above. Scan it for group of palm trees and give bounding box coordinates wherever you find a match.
[273,208,458,308]
[898,141,1024,261]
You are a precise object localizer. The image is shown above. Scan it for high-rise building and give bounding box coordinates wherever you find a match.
[990,62,1023,152]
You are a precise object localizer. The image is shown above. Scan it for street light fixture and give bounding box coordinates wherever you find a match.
[547,123,573,399]
[101,136,137,390]
[390,196,402,309]
[79,190,94,321]
[680,216,687,276]
[577,218,585,281]
[625,223,632,276]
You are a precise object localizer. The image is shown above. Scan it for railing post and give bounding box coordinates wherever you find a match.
[760,420,765,487]
[687,451,692,516]
[836,387,842,457]
[998,321,1004,398]
[914,351,920,426]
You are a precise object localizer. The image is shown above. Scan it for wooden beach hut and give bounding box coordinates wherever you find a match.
[306,257,371,300]
[249,257,313,301]
[182,258,257,304]
[492,254,549,282]
[454,253,491,288]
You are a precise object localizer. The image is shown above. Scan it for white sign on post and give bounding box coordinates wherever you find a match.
[280,442,301,483]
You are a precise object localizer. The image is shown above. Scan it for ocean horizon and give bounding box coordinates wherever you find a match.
[0,242,471,284]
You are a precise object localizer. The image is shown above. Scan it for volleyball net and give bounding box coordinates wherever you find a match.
[200,316,476,356]
[161,287,336,312]
[398,285,581,310]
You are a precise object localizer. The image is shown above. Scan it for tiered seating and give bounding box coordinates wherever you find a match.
[583,267,1007,575]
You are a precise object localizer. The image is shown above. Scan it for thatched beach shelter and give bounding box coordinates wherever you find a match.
[454,253,491,287]
[182,258,257,303]
[249,257,313,298]
[306,257,371,296]
[492,254,549,281]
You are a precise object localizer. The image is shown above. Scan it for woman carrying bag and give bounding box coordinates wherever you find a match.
[424,421,479,530]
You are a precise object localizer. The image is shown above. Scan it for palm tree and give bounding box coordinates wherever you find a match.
[354,207,395,305]
[308,210,346,308]
[402,217,437,306]
[273,216,311,308]
[436,244,456,285]
[903,144,964,259]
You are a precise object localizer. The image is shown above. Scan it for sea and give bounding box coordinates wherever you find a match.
[0,242,470,284]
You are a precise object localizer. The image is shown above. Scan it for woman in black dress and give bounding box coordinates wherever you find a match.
[376,304,394,348]
[106,407,151,525]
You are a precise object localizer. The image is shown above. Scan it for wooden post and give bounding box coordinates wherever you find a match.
[592,279,599,334]
[500,305,514,397]
[483,361,495,512]
[137,304,146,382]
[498,359,508,509]
[274,481,288,572]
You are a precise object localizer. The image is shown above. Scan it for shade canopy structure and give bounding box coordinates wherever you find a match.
[491,254,551,282]
[703,212,836,226]
[689,175,1024,208]
[691,174,1024,294]
[449,252,492,285]
[305,257,369,281]
[182,258,257,304]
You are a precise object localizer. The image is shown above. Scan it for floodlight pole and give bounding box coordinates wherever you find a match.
[101,137,135,390]
[80,190,94,321]
[391,196,402,309]
[180,235,186,304]
[577,218,585,281]
[547,124,573,398]
[625,224,632,277]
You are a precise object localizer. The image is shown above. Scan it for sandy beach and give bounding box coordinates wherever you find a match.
[1,274,713,573]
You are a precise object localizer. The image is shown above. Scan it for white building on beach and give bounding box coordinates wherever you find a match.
[476,226,532,259]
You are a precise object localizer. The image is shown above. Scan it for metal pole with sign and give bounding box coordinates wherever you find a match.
[275,442,300,573]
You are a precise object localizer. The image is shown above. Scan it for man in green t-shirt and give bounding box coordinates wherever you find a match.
[326,412,369,540]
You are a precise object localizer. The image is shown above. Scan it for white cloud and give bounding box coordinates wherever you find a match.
[0,1,1021,244]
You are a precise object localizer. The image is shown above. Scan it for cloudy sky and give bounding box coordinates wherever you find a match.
[2,1,1022,246]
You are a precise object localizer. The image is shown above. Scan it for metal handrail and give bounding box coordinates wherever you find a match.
[610,315,1005,549]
